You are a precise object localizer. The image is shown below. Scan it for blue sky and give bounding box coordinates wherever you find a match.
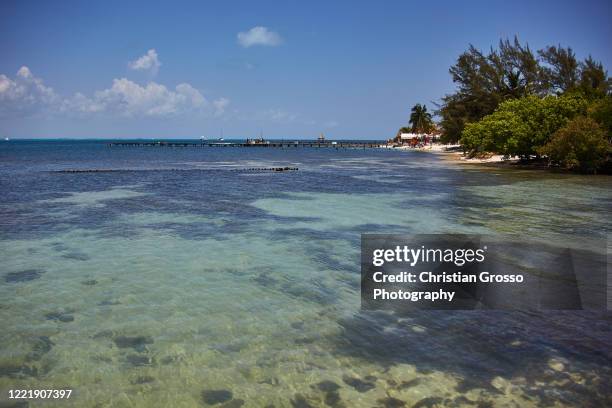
[1,0,611,139]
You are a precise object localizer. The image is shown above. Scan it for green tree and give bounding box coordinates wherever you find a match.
[409,103,433,133]
[439,38,610,143]
[460,94,589,157]
[537,116,609,173]
[538,45,579,93]
[579,57,611,98]
[588,95,612,138]
[439,37,545,143]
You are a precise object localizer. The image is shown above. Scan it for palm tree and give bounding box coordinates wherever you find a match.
[409,104,433,134]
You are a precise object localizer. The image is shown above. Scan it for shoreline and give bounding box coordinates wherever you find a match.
[388,144,518,165]
[388,144,604,172]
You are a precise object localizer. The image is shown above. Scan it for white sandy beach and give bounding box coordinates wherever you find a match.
[388,143,518,164]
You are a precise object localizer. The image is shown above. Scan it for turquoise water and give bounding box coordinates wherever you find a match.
[0,141,611,407]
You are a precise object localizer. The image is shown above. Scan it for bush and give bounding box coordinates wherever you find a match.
[537,116,609,173]
[460,94,589,157]
[588,96,612,137]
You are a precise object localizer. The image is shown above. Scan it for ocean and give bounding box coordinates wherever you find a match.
[1,140,611,407]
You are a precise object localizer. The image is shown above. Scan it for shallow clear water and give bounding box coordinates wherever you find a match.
[1,140,611,407]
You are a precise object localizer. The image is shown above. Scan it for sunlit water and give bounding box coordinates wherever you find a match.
[1,140,611,407]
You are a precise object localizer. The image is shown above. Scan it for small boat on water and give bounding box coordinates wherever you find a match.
[4,137,9,141]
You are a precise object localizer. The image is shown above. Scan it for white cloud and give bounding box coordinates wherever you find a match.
[0,66,229,118]
[237,27,282,48]
[128,49,161,75]
[64,78,210,117]
[0,66,58,116]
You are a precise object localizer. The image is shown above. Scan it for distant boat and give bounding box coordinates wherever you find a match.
[4,137,9,141]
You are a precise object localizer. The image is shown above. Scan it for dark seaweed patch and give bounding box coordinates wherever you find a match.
[324,390,343,407]
[51,242,69,252]
[27,336,54,361]
[5,269,44,283]
[113,335,153,352]
[0,363,38,379]
[342,375,375,392]
[125,354,153,367]
[456,377,502,394]
[253,273,278,288]
[45,312,74,322]
[201,389,233,405]
[98,299,121,306]
[412,397,443,408]
[398,378,421,390]
[377,397,406,407]
[315,380,340,392]
[281,281,336,305]
[62,252,90,261]
[131,375,155,384]
[81,279,98,285]
[290,394,314,408]
[291,321,305,330]
[219,399,245,408]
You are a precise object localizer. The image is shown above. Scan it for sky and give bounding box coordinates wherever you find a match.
[1,0,611,139]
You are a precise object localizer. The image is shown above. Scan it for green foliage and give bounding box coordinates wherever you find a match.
[588,96,612,137]
[537,117,609,173]
[409,104,433,133]
[439,37,610,143]
[579,57,611,98]
[538,45,579,93]
[460,94,589,157]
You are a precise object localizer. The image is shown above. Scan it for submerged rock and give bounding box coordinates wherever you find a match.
[201,389,233,405]
[5,269,44,283]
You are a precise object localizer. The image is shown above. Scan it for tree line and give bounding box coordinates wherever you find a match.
[436,37,611,173]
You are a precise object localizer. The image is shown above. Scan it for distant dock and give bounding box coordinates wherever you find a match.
[108,141,385,149]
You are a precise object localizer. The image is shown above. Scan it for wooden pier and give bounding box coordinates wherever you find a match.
[108,141,385,149]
